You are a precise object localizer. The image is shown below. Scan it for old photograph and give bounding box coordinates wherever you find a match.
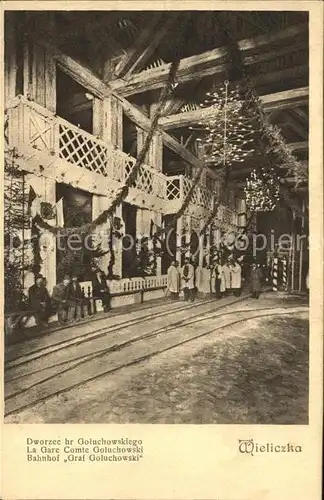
[4,9,309,424]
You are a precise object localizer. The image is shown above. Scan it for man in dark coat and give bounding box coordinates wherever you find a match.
[250,263,263,299]
[91,265,110,312]
[52,275,72,324]
[28,274,51,326]
[69,275,84,321]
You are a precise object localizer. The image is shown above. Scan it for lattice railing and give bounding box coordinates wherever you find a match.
[81,275,168,297]
[59,120,112,176]
[182,176,214,211]
[7,97,241,226]
[6,97,178,202]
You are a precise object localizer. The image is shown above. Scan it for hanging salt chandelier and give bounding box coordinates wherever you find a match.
[190,80,255,168]
[244,167,280,212]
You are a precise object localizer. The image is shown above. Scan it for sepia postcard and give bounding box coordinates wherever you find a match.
[1,0,323,499]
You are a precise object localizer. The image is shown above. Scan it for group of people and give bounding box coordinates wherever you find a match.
[167,256,263,301]
[28,265,111,327]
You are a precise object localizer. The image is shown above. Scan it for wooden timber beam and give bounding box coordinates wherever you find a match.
[32,37,204,169]
[109,25,308,96]
[113,12,175,78]
[114,92,203,168]
[159,87,309,130]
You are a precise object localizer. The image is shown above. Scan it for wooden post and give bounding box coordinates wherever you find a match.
[205,224,211,267]
[282,257,288,291]
[199,219,204,267]
[272,256,278,292]
[184,215,191,259]
[102,94,123,148]
[38,177,56,292]
[148,132,163,171]
[298,198,306,292]
[291,211,296,291]
[154,212,162,276]
[92,97,102,137]
[113,204,123,278]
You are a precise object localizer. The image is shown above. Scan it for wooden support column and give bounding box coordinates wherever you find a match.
[137,127,163,171]
[113,204,124,278]
[35,177,56,292]
[205,225,211,267]
[149,132,163,171]
[185,215,191,259]
[92,195,111,274]
[199,220,204,267]
[290,211,296,291]
[154,211,162,276]
[101,94,123,148]
[137,126,148,162]
[92,97,102,137]
[298,198,306,292]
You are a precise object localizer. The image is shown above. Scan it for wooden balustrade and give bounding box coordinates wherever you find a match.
[80,275,168,298]
[6,95,241,226]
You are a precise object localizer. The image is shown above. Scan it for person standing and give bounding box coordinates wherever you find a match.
[231,260,242,297]
[213,258,225,299]
[181,257,195,302]
[69,275,83,321]
[52,275,72,324]
[28,274,51,327]
[167,260,180,300]
[250,263,263,299]
[91,265,111,312]
[195,264,210,297]
[222,258,232,295]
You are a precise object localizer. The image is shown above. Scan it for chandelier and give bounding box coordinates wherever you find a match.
[244,167,280,212]
[190,80,255,168]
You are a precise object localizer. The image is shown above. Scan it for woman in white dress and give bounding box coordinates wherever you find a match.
[231,260,242,296]
[167,261,180,300]
[222,259,232,295]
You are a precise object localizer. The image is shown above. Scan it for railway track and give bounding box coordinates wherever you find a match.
[5,294,244,365]
[4,301,308,417]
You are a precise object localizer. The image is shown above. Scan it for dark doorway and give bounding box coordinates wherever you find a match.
[56,67,93,133]
[161,214,177,274]
[56,183,93,282]
[190,230,199,266]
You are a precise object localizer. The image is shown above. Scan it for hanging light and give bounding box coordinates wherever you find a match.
[189,80,256,169]
[244,167,280,212]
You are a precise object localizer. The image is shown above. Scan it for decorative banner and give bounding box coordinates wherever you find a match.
[40,201,56,220]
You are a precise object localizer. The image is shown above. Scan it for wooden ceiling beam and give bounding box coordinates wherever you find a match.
[113,12,165,78]
[114,92,203,168]
[159,87,309,130]
[109,25,308,95]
